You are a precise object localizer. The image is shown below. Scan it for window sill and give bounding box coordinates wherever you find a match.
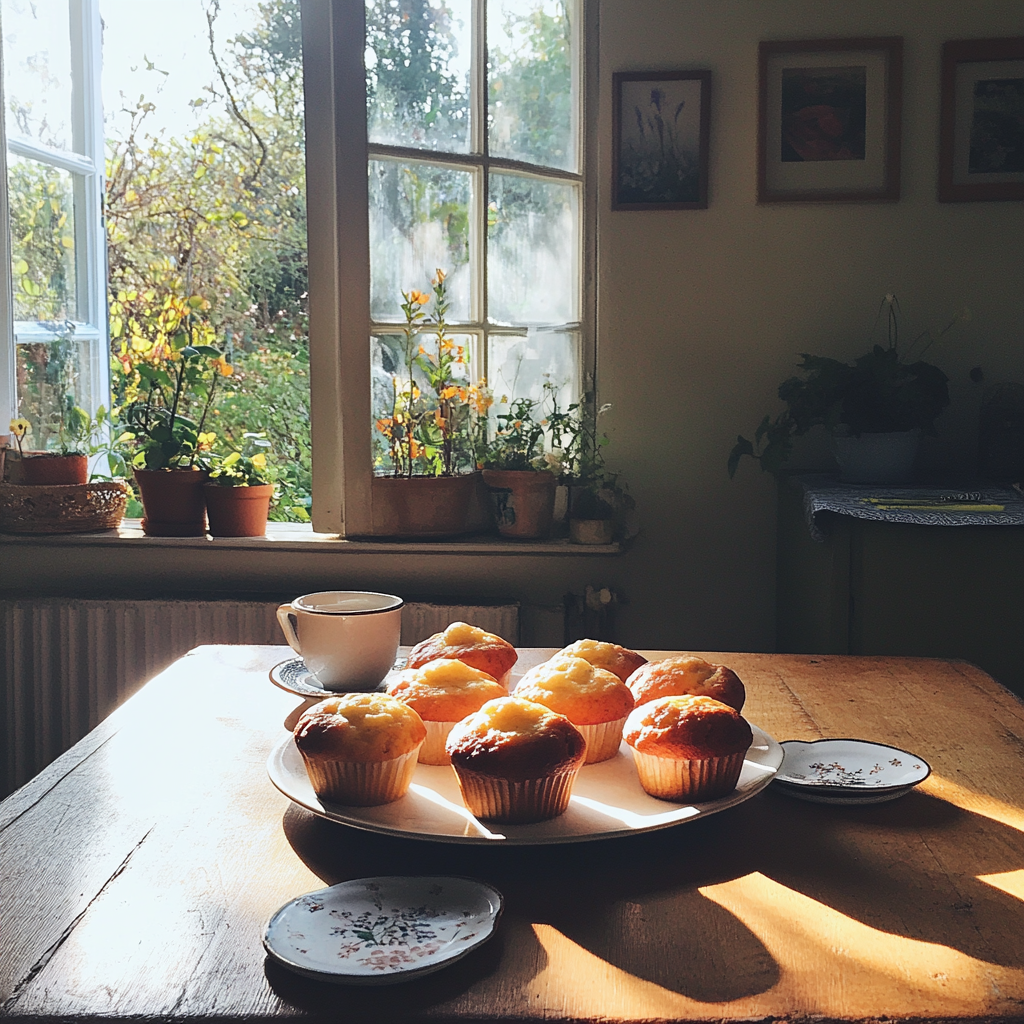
[0,520,625,556]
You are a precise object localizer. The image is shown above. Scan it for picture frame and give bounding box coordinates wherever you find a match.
[939,37,1024,202]
[758,37,902,203]
[612,70,711,210]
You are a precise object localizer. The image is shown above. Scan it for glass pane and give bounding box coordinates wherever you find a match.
[488,0,575,171]
[370,158,471,322]
[7,155,78,321]
[366,0,472,154]
[15,331,93,449]
[1,0,75,150]
[371,331,476,475]
[487,328,577,410]
[487,172,576,325]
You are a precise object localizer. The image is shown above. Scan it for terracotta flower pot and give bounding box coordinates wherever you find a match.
[370,473,477,538]
[481,469,557,539]
[134,468,210,536]
[6,451,88,485]
[204,483,274,537]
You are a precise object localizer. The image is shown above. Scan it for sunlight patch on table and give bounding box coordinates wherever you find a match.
[923,774,1024,835]
[978,870,1024,902]
[701,872,1019,1015]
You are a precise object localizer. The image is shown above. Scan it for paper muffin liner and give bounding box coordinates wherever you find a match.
[452,765,580,823]
[629,748,746,802]
[301,745,422,806]
[418,720,458,765]
[578,717,627,763]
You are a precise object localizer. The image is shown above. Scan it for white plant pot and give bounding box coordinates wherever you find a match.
[830,429,921,484]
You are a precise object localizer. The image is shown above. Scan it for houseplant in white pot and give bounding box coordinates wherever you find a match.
[728,295,969,483]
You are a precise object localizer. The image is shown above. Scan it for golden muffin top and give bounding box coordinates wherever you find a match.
[624,694,752,760]
[386,658,507,721]
[445,696,586,781]
[556,639,647,683]
[514,654,634,725]
[406,621,518,681]
[293,692,426,763]
[627,655,745,711]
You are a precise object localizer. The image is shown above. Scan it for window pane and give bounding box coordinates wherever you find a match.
[488,0,575,171]
[487,172,576,325]
[7,155,78,321]
[370,158,471,322]
[1,0,75,151]
[488,328,576,410]
[371,330,475,475]
[15,331,93,448]
[366,0,472,154]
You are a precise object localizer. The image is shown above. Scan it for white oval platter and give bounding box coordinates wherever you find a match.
[778,738,930,794]
[264,875,502,985]
[266,724,782,845]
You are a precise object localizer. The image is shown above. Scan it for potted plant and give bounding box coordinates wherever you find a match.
[205,434,275,537]
[480,396,559,539]
[546,390,635,544]
[120,331,230,535]
[728,295,969,483]
[372,270,490,537]
[5,406,90,485]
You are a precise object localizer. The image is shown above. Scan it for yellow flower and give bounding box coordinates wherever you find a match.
[408,290,430,306]
[9,418,30,438]
[198,431,217,449]
[435,268,446,283]
[214,356,233,376]
[251,453,267,470]
[440,385,459,400]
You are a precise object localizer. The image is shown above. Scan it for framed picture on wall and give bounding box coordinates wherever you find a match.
[939,37,1024,202]
[758,37,903,203]
[612,71,711,210]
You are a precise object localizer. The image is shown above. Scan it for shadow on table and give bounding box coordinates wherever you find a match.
[281,803,781,1002]
[280,782,1024,1003]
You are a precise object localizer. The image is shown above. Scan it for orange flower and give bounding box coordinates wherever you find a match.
[214,356,233,376]
[408,290,430,306]
[440,386,459,400]
[440,337,454,352]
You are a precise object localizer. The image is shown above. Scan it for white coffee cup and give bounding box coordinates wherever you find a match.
[276,591,403,690]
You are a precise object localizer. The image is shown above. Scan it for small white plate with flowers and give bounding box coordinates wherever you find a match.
[263,876,503,985]
[778,738,930,798]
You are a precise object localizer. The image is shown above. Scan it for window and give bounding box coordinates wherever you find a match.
[0,0,589,538]
[0,0,108,446]
[305,0,590,535]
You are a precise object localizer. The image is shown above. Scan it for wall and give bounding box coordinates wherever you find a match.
[598,0,1024,652]
[3,1,1023,659]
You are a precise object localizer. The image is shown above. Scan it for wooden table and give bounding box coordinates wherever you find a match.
[3,646,1024,1023]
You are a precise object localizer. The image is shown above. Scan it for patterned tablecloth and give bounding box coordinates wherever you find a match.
[797,474,1024,542]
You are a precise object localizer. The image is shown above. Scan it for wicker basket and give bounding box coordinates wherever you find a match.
[0,481,129,534]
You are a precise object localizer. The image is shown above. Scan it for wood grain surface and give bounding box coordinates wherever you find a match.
[3,645,1024,1024]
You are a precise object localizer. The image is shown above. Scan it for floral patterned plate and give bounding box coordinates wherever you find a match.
[778,739,930,795]
[263,876,502,985]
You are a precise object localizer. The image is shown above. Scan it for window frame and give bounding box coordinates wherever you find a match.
[0,0,110,431]
[301,0,596,537]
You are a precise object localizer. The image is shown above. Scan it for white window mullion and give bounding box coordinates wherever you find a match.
[69,0,109,417]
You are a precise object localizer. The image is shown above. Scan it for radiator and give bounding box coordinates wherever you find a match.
[1,597,519,798]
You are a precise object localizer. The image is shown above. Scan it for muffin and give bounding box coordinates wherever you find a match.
[626,655,745,711]
[556,639,647,683]
[386,658,508,765]
[406,621,518,686]
[293,692,426,805]
[624,694,753,802]
[514,654,634,763]
[446,697,586,823]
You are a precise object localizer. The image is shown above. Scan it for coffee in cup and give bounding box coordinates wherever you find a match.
[277,591,403,690]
